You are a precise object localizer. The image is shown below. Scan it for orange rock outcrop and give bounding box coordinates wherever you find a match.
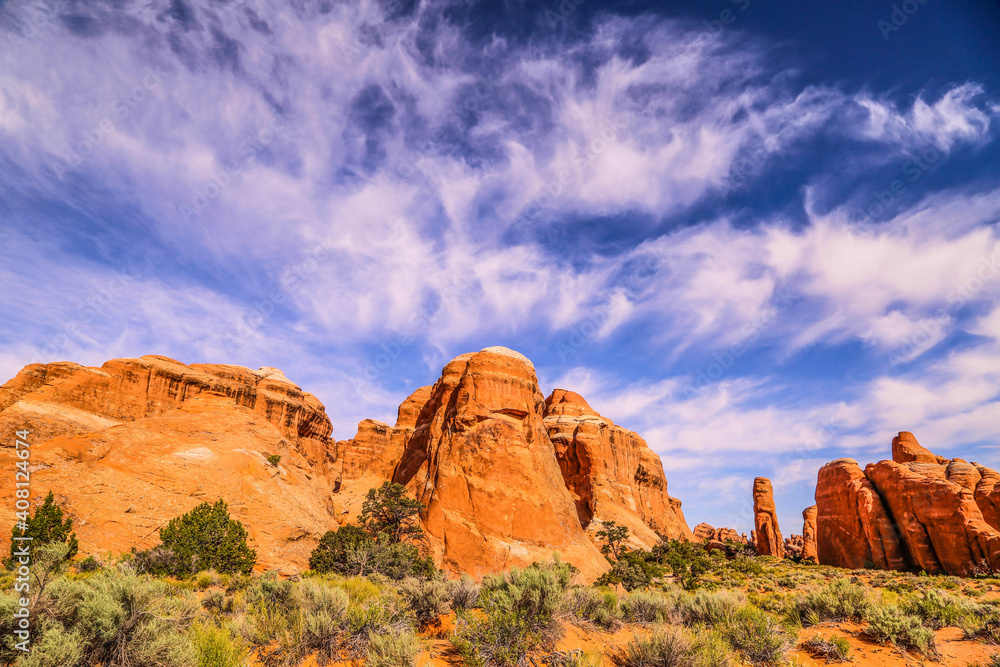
[801,505,818,561]
[753,477,784,557]
[693,522,745,544]
[815,432,1000,576]
[542,389,693,548]
[2,347,692,580]
[390,347,610,579]
[0,356,337,572]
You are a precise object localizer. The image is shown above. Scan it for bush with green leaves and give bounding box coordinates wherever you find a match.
[344,589,416,658]
[448,575,482,611]
[452,560,574,666]
[399,576,451,628]
[308,525,436,580]
[722,605,792,666]
[359,481,426,544]
[619,589,675,623]
[35,566,198,667]
[595,549,665,591]
[652,539,717,590]
[863,603,936,655]
[902,588,973,629]
[596,520,631,559]
[137,499,256,576]
[266,454,282,466]
[367,629,422,667]
[564,586,622,630]
[612,626,733,667]
[7,491,78,567]
[789,578,869,626]
[190,621,249,667]
[677,589,745,626]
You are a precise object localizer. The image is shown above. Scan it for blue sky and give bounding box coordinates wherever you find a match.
[2,0,1000,536]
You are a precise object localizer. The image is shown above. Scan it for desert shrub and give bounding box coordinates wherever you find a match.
[367,629,422,667]
[266,454,282,466]
[596,550,666,591]
[956,604,1000,642]
[43,566,198,667]
[190,621,249,667]
[196,573,215,590]
[902,588,971,629]
[399,577,451,628]
[612,626,733,667]
[564,587,622,630]
[727,555,764,576]
[298,580,350,663]
[452,611,544,667]
[620,589,675,623]
[7,491,78,567]
[240,574,298,649]
[308,525,436,580]
[76,555,102,573]
[652,539,717,590]
[344,590,415,657]
[722,606,792,666]
[449,575,482,611]
[790,578,869,625]
[452,561,573,665]
[801,634,851,663]
[157,499,256,576]
[863,603,936,655]
[202,591,231,615]
[15,621,84,667]
[677,589,745,626]
[130,546,183,576]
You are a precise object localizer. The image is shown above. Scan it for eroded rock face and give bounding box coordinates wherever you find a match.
[0,357,337,572]
[542,389,693,548]
[333,419,391,491]
[693,522,744,544]
[392,347,609,580]
[802,505,818,562]
[975,465,1000,531]
[815,458,909,571]
[815,433,1000,576]
[753,477,784,557]
[0,356,334,473]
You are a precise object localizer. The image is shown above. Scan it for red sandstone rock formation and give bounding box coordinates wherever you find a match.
[784,535,803,558]
[815,432,1000,576]
[391,347,610,579]
[753,477,784,557]
[1,347,694,580]
[542,389,693,548]
[815,458,909,571]
[975,464,1000,531]
[0,356,336,572]
[693,522,745,544]
[333,419,391,491]
[802,505,818,562]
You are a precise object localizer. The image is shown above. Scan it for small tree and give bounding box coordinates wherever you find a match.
[308,524,370,574]
[157,499,256,575]
[8,491,78,567]
[308,525,435,579]
[596,520,630,560]
[266,454,281,466]
[359,482,425,544]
